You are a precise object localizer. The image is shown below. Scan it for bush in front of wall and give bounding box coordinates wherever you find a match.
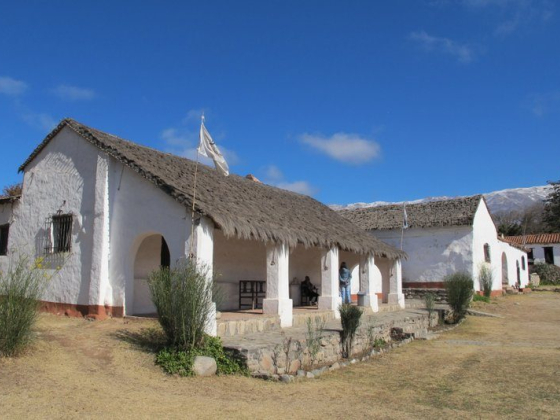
[478,264,494,298]
[339,303,363,358]
[155,335,248,377]
[444,272,474,323]
[0,255,47,357]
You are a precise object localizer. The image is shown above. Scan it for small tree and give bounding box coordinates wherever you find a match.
[148,259,214,350]
[543,179,560,232]
[478,264,493,298]
[1,183,22,198]
[0,255,47,357]
[444,272,474,324]
[424,292,436,323]
[339,304,362,358]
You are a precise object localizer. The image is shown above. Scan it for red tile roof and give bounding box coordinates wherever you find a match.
[504,233,560,245]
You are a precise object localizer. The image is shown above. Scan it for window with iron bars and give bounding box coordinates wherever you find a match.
[0,224,9,256]
[43,213,73,255]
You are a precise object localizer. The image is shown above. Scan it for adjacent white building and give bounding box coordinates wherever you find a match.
[504,233,560,268]
[0,118,405,332]
[339,196,529,294]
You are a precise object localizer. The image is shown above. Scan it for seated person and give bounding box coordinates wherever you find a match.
[301,276,319,305]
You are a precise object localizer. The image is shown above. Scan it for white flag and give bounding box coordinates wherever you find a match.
[198,119,229,176]
[403,203,409,229]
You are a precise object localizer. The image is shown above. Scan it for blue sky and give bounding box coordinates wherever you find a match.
[1,0,558,205]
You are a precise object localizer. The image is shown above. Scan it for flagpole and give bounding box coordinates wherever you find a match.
[188,115,203,258]
[400,203,407,251]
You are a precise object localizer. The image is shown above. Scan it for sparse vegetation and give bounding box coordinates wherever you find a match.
[478,264,493,298]
[339,304,363,358]
[155,335,247,376]
[532,263,560,286]
[305,317,325,366]
[424,292,436,320]
[1,183,22,199]
[148,260,243,375]
[473,294,490,303]
[444,272,474,323]
[0,255,47,357]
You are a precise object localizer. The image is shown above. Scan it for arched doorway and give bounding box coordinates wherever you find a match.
[501,253,509,286]
[516,260,521,286]
[133,234,170,315]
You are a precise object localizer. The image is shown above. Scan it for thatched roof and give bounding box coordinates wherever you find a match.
[19,119,405,259]
[339,196,483,230]
[0,195,20,205]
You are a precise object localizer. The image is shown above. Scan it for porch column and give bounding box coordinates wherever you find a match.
[193,216,217,336]
[318,247,342,319]
[263,242,293,328]
[388,259,405,308]
[359,254,380,312]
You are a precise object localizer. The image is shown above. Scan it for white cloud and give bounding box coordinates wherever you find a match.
[461,0,554,36]
[265,165,283,181]
[52,84,96,101]
[182,108,206,124]
[276,181,317,196]
[299,132,381,165]
[262,164,318,196]
[528,91,560,117]
[0,76,28,96]
[409,31,475,63]
[21,111,57,131]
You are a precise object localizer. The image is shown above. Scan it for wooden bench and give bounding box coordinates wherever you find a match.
[239,280,266,310]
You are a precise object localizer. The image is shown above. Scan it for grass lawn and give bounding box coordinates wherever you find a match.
[1,292,559,419]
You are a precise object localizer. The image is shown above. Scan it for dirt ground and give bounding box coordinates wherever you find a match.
[1,292,559,420]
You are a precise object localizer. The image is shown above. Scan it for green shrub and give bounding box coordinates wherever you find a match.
[305,317,325,366]
[0,255,46,357]
[473,294,490,303]
[424,292,436,319]
[444,272,474,323]
[532,263,560,285]
[339,304,363,358]
[148,259,215,350]
[478,264,493,298]
[155,335,248,376]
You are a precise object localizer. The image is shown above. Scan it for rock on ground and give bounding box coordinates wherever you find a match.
[192,356,217,377]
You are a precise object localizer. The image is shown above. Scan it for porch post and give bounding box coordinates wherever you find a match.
[193,216,217,336]
[318,247,342,319]
[263,242,293,327]
[359,254,380,312]
[388,259,405,308]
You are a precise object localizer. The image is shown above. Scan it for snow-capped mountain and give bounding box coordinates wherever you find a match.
[331,185,552,215]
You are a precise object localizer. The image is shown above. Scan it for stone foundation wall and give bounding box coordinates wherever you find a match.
[404,288,447,302]
[228,311,438,375]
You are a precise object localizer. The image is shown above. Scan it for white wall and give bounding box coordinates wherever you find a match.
[9,127,106,307]
[529,244,560,267]
[373,226,474,285]
[108,158,192,315]
[213,230,266,311]
[472,201,529,290]
[5,127,192,316]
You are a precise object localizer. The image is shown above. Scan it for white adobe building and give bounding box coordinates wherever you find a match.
[0,119,406,333]
[339,196,529,295]
[504,233,560,268]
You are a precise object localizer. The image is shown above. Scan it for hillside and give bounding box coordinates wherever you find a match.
[331,185,552,215]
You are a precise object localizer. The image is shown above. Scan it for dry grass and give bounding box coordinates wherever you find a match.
[1,293,560,419]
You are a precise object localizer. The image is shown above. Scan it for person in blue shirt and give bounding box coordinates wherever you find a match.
[339,262,352,304]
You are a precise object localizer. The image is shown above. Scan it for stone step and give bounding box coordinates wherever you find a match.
[217,314,281,337]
